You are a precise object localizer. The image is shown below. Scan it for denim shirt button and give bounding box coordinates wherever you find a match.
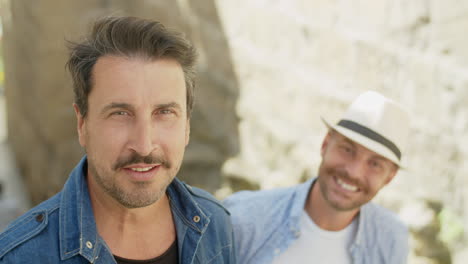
[86,241,93,249]
[35,214,44,222]
[274,248,280,255]
[193,215,200,223]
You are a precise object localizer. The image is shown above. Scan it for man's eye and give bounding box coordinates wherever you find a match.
[370,160,382,169]
[158,109,174,115]
[112,111,129,116]
[340,145,352,153]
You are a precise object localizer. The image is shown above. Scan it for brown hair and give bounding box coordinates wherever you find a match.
[66,16,197,118]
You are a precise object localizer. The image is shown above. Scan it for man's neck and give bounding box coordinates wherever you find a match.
[305,182,359,231]
[89,183,176,260]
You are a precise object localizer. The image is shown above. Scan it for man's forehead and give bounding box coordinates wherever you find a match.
[88,56,187,110]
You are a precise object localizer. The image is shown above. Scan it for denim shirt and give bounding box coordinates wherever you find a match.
[0,157,236,264]
[224,179,409,264]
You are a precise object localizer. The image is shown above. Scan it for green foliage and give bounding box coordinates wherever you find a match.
[438,208,464,245]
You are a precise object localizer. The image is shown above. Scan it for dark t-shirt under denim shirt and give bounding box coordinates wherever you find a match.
[114,239,178,264]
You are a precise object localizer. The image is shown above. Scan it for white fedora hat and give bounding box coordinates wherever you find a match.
[322,91,410,166]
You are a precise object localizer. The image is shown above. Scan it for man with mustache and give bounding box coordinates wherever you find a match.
[224,91,410,264]
[0,16,235,263]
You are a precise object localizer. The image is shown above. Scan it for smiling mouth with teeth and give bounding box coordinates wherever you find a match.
[336,178,358,192]
[129,167,155,172]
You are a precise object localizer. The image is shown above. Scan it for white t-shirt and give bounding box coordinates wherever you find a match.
[272,210,358,264]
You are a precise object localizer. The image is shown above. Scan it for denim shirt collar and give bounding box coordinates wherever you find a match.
[290,178,366,250]
[167,180,210,234]
[167,180,211,263]
[59,156,100,262]
[350,203,369,252]
[58,156,211,262]
[287,179,314,234]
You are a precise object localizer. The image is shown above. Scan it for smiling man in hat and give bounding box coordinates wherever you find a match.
[224,91,410,264]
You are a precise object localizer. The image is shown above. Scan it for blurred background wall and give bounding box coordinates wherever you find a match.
[0,0,467,263]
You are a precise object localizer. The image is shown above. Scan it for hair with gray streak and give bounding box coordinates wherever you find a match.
[66,16,197,118]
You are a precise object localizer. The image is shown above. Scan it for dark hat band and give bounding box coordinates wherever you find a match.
[337,119,401,160]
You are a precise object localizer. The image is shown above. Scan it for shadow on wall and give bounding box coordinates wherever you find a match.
[2,0,239,205]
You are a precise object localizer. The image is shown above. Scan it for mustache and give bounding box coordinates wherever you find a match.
[113,152,171,171]
[327,167,364,189]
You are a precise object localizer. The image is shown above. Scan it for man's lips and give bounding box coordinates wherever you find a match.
[121,164,162,181]
[334,176,359,192]
[123,164,160,172]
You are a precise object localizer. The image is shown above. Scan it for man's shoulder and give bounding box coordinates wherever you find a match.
[362,202,409,246]
[177,183,236,262]
[360,203,410,262]
[222,183,308,264]
[183,183,230,216]
[364,202,407,231]
[223,183,304,227]
[224,184,302,210]
[0,193,62,260]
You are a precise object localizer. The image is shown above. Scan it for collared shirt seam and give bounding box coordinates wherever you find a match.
[59,190,81,259]
[0,205,59,253]
[205,243,232,264]
[0,206,57,259]
[170,181,210,220]
[288,179,315,237]
[59,190,69,258]
[64,249,80,255]
[190,199,211,221]
[169,200,203,232]
[187,189,230,216]
[79,172,85,255]
[353,204,367,246]
[0,213,36,238]
[0,216,37,256]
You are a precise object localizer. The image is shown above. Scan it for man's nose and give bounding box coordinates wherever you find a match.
[345,159,366,181]
[129,117,156,156]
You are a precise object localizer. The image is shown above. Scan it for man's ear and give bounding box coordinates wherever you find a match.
[321,131,333,157]
[73,104,86,147]
[384,165,399,185]
[185,119,190,146]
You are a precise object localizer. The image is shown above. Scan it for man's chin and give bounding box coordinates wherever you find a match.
[113,192,163,209]
[327,197,364,212]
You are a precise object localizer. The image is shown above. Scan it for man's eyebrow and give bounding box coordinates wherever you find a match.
[100,102,184,115]
[155,102,183,111]
[372,154,392,164]
[342,135,392,164]
[341,136,356,147]
[100,102,134,115]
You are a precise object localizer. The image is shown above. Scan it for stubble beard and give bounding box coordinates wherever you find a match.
[317,162,371,212]
[88,152,179,209]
